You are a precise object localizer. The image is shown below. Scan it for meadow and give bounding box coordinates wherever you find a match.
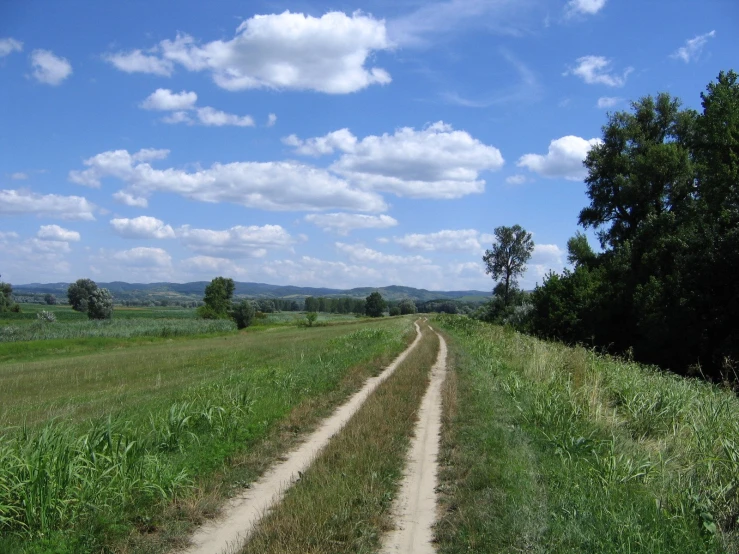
[435,315,739,553]
[0,306,415,553]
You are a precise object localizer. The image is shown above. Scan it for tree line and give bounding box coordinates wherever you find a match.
[482,71,739,381]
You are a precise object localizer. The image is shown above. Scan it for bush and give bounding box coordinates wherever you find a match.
[231,300,255,330]
[36,310,57,323]
[305,312,318,327]
[389,306,401,316]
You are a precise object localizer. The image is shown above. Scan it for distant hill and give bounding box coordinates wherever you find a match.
[14,281,490,303]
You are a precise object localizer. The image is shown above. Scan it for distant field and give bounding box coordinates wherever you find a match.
[0,313,415,553]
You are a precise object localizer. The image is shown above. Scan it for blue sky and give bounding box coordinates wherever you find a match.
[1,0,736,290]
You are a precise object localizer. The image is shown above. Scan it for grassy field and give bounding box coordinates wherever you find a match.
[435,315,737,553]
[0,313,415,553]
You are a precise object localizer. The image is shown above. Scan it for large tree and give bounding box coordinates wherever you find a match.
[67,278,98,313]
[365,291,386,317]
[482,225,534,306]
[198,277,235,319]
[0,280,19,313]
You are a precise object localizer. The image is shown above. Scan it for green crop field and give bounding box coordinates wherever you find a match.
[0,310,415,554]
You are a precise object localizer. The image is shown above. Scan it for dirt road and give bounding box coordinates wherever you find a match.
[181,321,424,554]
[380,327,447,553]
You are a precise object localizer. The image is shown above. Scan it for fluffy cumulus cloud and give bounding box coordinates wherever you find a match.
[517,135,602,180]
[103,50,174,76]
[140,88,254,127]
[140,88,198,111]
[69,148,385,212]
[565,56,632,87]
[392,229,495,253]
[289,122,504,199]
[505,174,528,185]
[37,224,80,242]
[181,255,246,277]
[527,243,566,283]
[335,242,432,266]
[106,11,392,94]
[178,224,294,257]
[30,49,72,85]
[0,189,95,220]
[111,247,172,267]
[671,31,716,63]
[0,37,23,57]
[596,96,622,108]
[113,191,148,208]
[565,0,607,16]
[304,213,398,235]
[110,216,176,239]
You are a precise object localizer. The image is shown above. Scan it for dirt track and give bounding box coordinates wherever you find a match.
[180,321,424,554]
[380,327,447,553]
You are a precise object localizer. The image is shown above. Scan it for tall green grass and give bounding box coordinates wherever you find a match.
[436,315,736,553]
[0,318,236,342]
[0,319,414,553]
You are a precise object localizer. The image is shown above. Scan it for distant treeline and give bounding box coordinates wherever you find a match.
[524,71,739,381]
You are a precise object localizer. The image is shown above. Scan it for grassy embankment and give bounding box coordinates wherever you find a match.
[0,315,414,554]
[242,321,439,554]
[435,315,739,553]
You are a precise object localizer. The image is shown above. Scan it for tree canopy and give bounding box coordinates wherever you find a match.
[365,292,386,318]
[482,225,534,306]
[199,277,235,319]
[67,279,98,313]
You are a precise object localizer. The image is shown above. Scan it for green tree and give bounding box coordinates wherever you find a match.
[399,299,417,315]
[67,278,98,312]
[198,277,235,319]
[305,312,318,327]
[44,293,57,305]
[87,288,114,320]
[231,299,255,329]
[365,292,386,317]
[0,281,19,313]
[482,225,534,306]
[389,306,401,316]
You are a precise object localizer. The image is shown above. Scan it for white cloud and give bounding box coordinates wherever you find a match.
[113,191,148,208]
[140,88,198,110]
[181,255,245,276]
[178,224,294,257]
[565,55,632,87]
[109,11,392,94]
[392,229,494,253]
[139,89,254,127]
[596,96,622,108]
[0,189,95,220]
[10,172,28,180]
[30,49,72,85]
[305,213,398,235]
[69,148,386,212]
[291,122,504,199]
[565,0,607,17]
[110,216,175,239]
[284,128,357,156]
[112,247,172,267]
[195,106,254,127]
[505,174,528,185]
[336,242,432,265]
[528,243,566,284]
[671,31,716,63]
[37,224,80,242]
[103,50,174,76]
[266,113,277,127]
[0,231,19,241]
[0,38,23,57]
[517,135,602,180]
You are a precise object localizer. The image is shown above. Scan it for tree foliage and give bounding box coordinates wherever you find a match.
[88,288,114,320]
[530,70,739,380]
[483,225,534,306]
[198,277,235,319]
[0,281,19,313]
[67,279,98,313]
[231,299,255,329]
[365,292,386,317]
[399,299,417,315]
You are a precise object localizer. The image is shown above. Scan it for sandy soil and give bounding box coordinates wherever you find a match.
[380,327,448,554]
[180,321,424,554]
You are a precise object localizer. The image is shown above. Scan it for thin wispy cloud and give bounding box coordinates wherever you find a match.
[671,31,716,63]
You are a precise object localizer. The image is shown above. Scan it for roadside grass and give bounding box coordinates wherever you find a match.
[0,317,415,554]
[240,321,439,554]
[435,315,734,553]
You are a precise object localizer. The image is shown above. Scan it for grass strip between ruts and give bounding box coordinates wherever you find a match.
[240,321,440,554]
